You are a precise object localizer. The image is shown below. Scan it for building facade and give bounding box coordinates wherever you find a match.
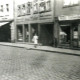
[15,0,55,46]
[15,0,80,48]
[0,0,14,42]
[55,0,80,48]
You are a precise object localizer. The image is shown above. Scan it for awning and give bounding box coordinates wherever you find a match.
[0,22,9,27]
[60,32,67,35]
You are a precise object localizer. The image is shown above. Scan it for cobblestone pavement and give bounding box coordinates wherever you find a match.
[0,45,80,80]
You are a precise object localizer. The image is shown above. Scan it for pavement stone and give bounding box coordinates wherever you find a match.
[0,45,80,80]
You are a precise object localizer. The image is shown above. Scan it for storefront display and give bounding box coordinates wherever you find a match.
[17,25,23,42]
[25,25,29,42]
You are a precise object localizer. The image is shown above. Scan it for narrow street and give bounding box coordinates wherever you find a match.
[0,45,80,80]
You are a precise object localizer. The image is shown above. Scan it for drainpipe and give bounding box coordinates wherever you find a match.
[53,0,56,47]
[53,0,58,47]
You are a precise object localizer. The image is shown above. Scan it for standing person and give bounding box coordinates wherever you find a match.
[33,34,38,48]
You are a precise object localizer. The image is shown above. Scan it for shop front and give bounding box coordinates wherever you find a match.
[17,23,38,43]
[59,23,71,48]
[16,23,54,46]
[58,19,80,48]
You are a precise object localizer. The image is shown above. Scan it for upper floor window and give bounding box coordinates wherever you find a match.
[39,0,51,13]
[0,5,3,12]
[39,1,46,12]
[22,4,26,15]
[26,2,32,15]
[17,5,21,16]
[33,3,38,13]
[64,0,79,6]
[6,4,9,12]
[46,0,51,11]
[33,0,38,14]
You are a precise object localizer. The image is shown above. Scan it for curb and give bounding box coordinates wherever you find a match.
[0,43,25,48]
[0,43,80,56]
[29,48,80,56]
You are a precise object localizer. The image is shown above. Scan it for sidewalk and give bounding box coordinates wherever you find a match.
[0,42,80,56]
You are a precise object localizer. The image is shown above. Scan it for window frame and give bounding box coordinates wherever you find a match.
[6,4,9,12]
[26,2,32,15]
[17,5,22,17]
[0,5,3,12]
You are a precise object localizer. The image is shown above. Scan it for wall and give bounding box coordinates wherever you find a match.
[0,0,14,42]
[15,0,54,24]
[55,0,80,17]
[0,0,13,21]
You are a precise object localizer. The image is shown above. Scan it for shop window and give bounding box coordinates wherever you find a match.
[26,2,32,15]
[73,26,78,47]
[17,5,21,17]
[25,25,29,42]
[22,4,26,15]
[73,26,78,39]
[0,5,3,12]
[6,4,9,12]
[17,25,23,42]
[64,0,78,7]
[59,26,70,45]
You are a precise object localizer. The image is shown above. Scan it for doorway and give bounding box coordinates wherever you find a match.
[0,23,11,42]
[17,25,23,42]
[40,24,53,46]
[31,24,38,42]
[59,25,71,47]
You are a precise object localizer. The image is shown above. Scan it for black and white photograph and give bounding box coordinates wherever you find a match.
[0,0,80,80]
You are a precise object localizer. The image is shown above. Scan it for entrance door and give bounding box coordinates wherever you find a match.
[31,24,38,42]
[40,24,53,46]
[59,25,71,47]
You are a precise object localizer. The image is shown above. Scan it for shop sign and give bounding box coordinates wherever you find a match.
[39,13,52,20]
[58,15,80,21]
[0,15,13,21]
[16,18,24,23]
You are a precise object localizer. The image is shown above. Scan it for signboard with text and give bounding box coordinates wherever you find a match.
[58,15,80,21]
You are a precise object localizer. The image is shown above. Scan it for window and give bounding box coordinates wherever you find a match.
[33,1,38,14]
[64,0,78,6]
[39,1,46,12]
[46,0,51,11]
[39,0,51,13]
[6,4,9,12]
[26,2,32,15]
[33,3,38,13]
[0,5,3,12]
[17,5,21,17]
[22,4,26,15]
